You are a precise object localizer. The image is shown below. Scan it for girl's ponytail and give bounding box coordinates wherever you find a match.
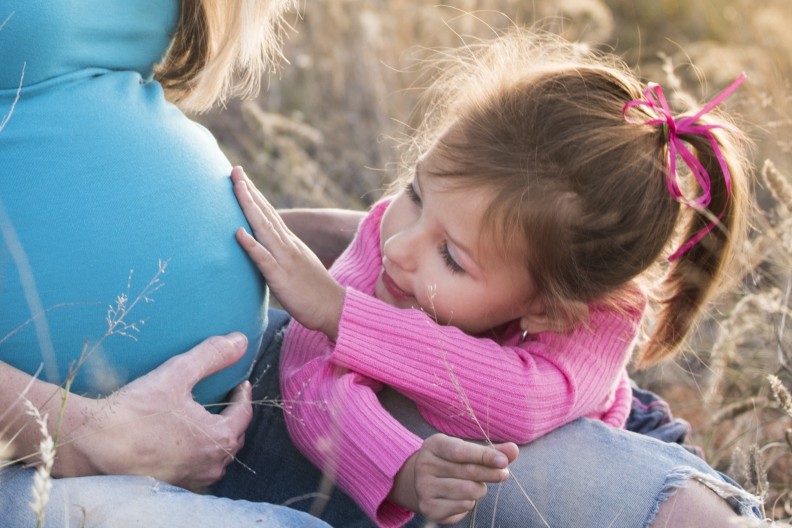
[625,75,751,366]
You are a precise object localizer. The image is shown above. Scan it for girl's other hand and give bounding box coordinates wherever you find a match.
[232,166,345,340]
[60,333,253,491]
[390,433,518,524]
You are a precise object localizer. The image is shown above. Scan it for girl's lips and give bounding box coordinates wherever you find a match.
[380,269,412,301]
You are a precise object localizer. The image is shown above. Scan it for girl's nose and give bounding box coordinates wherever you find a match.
[382,228,419,273]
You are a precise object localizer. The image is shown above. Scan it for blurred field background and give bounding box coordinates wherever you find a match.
[199,0,792,522]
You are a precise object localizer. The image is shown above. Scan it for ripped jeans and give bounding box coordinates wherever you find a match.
[383,391,762,527]
[0,309,763,527]
[214,308,763,527]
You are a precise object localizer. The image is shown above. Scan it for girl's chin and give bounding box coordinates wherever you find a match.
[374,279,388,303]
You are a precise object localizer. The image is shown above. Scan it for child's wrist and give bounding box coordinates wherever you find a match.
[320,282,346,341]
[388,452,419,512]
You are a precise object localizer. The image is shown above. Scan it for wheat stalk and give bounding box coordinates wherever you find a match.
[769,375,792,418]
[23,400,55,528]
[762,160,792,218]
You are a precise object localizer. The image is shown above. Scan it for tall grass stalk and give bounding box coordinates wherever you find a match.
[23,400,54,528]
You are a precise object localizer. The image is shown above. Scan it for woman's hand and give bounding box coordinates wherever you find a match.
[232,166,346,340]
[58,333,254,491]
[389,433,519,524]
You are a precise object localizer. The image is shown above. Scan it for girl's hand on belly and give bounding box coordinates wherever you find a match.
[61,333,253,490]
[232,166,346,341]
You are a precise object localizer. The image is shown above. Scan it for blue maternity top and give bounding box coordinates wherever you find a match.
[0,1,267,404]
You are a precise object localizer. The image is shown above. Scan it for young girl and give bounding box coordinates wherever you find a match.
[233,30,755,527]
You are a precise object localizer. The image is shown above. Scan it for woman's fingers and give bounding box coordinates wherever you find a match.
[219,380,253,445]
[160,333,248,391]
[81,334,256,489]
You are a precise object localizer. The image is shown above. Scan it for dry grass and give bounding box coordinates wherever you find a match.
[2,0,789,525]
[23,400,54,528]
[198,0,792,523]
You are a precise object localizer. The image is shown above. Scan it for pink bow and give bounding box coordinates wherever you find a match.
[623,73,746,261]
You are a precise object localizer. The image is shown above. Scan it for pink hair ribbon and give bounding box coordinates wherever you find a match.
[623,73,746,261]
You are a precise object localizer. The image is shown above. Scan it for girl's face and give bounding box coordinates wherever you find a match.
[376,140,543,335]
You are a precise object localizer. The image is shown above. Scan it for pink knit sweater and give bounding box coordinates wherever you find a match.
[280,199,643,527]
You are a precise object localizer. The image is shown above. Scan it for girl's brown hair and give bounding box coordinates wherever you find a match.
[155,0,295,113]
[406,30,751,367]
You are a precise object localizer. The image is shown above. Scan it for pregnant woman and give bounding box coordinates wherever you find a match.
[0,1,328,526]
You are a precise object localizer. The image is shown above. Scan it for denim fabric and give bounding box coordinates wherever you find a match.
[0,464,328,528]
[213,309,762,528]
[1,309,761,527]
[0,307,325,528]
[627,383,692,442]
[626,382,706,458]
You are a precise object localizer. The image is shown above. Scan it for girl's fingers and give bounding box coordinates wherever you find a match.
[233,180,284,247]
[426,434,509,468]
[421,498,477,525]
[232,167,290,233]
[422,439,510,484]
[232,174,294,255]
[442,462,509,485]
[434,478,487,501]
[236,228,277,272]
[493,442,519,464]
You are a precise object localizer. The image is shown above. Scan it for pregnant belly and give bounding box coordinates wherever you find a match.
[0,70,267,404]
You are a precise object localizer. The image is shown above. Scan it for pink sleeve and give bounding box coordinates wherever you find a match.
[332,290,642,444]
[280,328,421,527]
[279,202,422,527]
[598,370,633,428]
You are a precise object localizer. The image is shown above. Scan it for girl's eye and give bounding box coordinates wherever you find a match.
[404,182,421,205]
[440,243,464,274]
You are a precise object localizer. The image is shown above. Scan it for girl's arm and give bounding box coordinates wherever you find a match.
[280,339,419,527]
[278,208,363,268]
[234,169,515,525]
[331,290,640,444]
[232,167,346,340]
[0,334,253,490]
[280,330,514,527]
[233,165,637,445]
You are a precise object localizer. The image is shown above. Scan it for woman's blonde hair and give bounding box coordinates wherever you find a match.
[155,0,296,113]
[403,29,752,367]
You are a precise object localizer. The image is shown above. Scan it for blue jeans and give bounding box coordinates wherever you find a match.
[0,466,327,527]
[0,309,761,527]
[212,309,762,527]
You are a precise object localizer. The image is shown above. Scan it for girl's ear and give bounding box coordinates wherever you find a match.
[519,297,551,334]
[519,312,551,335]
[520,298,588,335]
